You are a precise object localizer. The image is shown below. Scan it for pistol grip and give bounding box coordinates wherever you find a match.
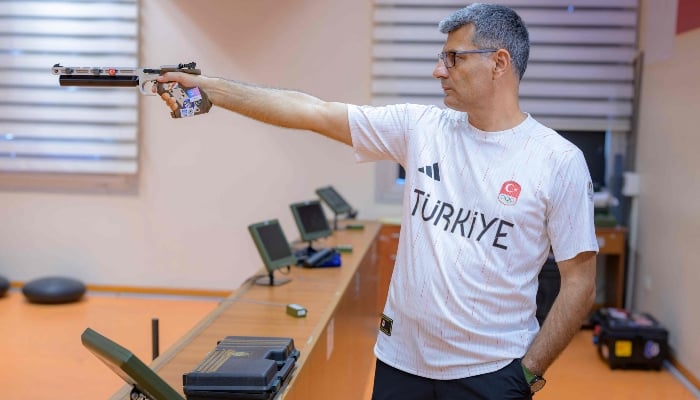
[156,82,212,118]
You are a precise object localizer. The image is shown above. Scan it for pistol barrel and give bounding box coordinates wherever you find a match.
[58,75,139,87]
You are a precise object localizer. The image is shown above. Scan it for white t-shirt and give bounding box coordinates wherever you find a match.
[349,104,599,380]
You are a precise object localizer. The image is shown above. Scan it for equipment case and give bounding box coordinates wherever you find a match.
[183,336,299,400]
[592,308,668,370]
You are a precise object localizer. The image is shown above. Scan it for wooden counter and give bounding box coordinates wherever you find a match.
[110,221,381,400]
[377,224,629,312]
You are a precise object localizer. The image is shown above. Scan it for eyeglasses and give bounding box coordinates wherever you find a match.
[438,49,498,68]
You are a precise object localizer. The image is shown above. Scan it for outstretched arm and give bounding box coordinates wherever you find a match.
[157,72,352,145]
[522,251,596,375]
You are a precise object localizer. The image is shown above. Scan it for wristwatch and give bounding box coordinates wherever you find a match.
[521,363,546,394]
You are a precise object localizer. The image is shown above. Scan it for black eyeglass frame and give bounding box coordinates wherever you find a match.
[438,49,498,68]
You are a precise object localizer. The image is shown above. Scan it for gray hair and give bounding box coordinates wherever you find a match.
[438,3,529,80]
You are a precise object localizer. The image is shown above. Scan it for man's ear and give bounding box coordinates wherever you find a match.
[492,49,512,79]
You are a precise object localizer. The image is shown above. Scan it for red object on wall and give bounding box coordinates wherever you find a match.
[676,0,700,34]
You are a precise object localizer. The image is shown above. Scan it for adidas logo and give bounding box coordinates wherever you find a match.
[418,162,440,182]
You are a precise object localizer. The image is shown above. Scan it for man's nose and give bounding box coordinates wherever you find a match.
[433,60,448,79]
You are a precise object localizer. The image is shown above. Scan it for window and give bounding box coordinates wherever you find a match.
[372,0,639,202]
[0,0,139,185]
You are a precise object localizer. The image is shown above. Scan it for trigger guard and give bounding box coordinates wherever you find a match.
[141,80,158,95]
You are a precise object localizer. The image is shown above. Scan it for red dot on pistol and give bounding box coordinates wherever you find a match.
[108,68,116,76]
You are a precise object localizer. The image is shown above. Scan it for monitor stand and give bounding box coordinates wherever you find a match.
[294,241,333,265]
[294,242,315,258]
[254,269,292,286]
[130,387,154,400]
[332,213,340,231]
[332,210,360,231]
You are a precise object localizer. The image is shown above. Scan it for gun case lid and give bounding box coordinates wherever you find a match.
[183,336,299,400]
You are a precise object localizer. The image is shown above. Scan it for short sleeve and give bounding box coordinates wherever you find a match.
[348,104,413,164]
[546,149,599,261]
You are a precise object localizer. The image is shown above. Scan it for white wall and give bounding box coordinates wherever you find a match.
[635,0,700,381]
[0,0,399,290]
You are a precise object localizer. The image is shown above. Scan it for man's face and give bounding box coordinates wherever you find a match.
[433,24,495,112]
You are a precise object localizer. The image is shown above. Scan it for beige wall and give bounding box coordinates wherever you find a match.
[635,0,700,381]
[0,0,398,290]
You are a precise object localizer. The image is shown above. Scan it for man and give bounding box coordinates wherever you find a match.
[158,3,598,399]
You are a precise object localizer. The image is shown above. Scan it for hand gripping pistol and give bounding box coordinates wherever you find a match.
[51,62,212,118]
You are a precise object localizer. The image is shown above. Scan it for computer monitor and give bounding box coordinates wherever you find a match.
[559,130,607,192]
[248,219,296,286]
[81,327,185,400]
[315,186,358,230]
[316,186,353,215]
[289,200,333,247]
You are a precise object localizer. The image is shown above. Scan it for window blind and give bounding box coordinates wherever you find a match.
[372,0,639,203]
[0,0,139,175]
[372,0,639,132]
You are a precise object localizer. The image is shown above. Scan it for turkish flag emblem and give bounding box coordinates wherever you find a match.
[498,180,522,206]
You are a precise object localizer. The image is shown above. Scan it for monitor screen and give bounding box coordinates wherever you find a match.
[559,130,607,192]
[248,220,297,274]
[290,200,332,242]
[81,327,185,400]
[316,186,352,215]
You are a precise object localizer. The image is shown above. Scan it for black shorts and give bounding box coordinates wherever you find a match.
[371,358,532,400]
